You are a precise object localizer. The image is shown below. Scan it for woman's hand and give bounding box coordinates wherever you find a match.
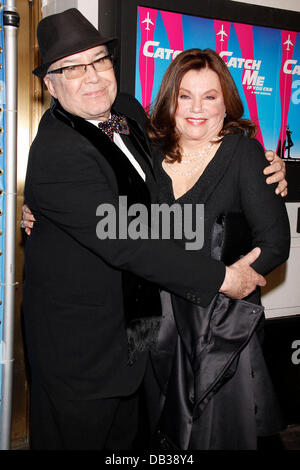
[264,150,287,197]
[21,204,35,236]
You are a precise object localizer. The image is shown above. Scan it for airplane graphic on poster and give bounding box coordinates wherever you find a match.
[142,12,154,31]
[217,25,228,42]
[284,34,293,51]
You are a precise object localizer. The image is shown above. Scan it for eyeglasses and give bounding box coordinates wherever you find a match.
[47,54,114,80]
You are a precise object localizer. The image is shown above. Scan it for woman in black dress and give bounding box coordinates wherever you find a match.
[146,48,290,450]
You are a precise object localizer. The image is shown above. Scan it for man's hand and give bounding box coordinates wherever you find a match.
[264,150,287,197]
[219,247,266,299]
[21,204,35,236]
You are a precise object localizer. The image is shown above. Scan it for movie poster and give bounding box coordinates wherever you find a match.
[135,6,300,159]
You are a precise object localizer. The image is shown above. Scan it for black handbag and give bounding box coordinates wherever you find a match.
[211,212,253,264]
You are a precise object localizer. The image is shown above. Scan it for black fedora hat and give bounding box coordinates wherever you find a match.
[33,8,117,78]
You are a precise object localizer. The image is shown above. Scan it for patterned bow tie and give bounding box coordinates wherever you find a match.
[98,114,130,141]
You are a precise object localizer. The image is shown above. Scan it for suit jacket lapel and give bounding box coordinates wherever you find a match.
[52,101,154,206]
[111,109,158,201]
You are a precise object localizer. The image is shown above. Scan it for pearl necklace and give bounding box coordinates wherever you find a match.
[181,142,213,158]
[164,142,214,176]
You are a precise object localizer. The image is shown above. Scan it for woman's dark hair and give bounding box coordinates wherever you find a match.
[147,48,257,162]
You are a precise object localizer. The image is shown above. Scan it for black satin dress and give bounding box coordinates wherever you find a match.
[145,134,290,450]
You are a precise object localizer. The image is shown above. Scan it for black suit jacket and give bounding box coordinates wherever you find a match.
[23,93,225,400]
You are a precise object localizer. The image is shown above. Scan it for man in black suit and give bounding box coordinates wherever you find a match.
[23,9,285,450]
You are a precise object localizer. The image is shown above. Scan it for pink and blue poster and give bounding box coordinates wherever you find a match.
[135,6,300,159]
